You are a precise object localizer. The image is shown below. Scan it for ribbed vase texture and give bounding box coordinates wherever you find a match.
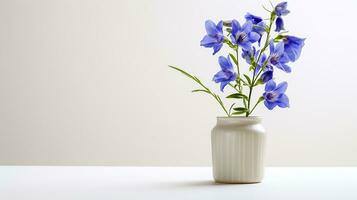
[211,117,266,183]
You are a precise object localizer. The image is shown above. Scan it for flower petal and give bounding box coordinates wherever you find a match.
[218,56,233,70]
[200,35,217,47]
[285,48,298,61]
[205,20,218,36]
[277,94,290,108]
[230,34,237,45]
[241,48,252,64]
[242,21,253,33]
[279,53,290,63]
[276,42,285,55]
[248,32,260,43]
[216,21,223,33]
[245,13,263,24]
[231,20,241,35]
[254,21,266,33]
[275,63,291,73]
[284,36,305,62]
[259,53,267,65]
[265,80,276,92]
[264,100,277,110]
[269,41,274,53]
[212,43,223,55]
[276,2,288,10]
[280,9,290,16]
[281,63,291,73]
[275,2,289,16]
[261,71,273,83]
[230,72,237,81]
[275,17,284,32]
[239,41,252,50]
[220,81,230,92]
[213,71,229,82]
[287,36,305,45]
[275,81,288,94]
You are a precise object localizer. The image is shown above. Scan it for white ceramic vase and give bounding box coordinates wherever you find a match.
[211,116,266,183]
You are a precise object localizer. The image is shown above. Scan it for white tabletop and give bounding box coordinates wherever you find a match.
[1,167,356,200]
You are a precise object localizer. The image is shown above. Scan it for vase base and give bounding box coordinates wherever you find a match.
[214,179,262,184]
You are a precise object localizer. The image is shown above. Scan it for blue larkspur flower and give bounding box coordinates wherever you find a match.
[275,17,284,32]
[268,41,291,73]
[245,13,263,24]
[245,13,266,45]
[230,20,260,50]
[275,2,290,16]
[200,20,224,55]
[283,36,305,62]
[274,2,290,32]
[241,46,257,64]
[213,56,237,91]
[260,70,273,83]
[263,80,289,110]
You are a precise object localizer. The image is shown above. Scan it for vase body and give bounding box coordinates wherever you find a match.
[211,116,266,183]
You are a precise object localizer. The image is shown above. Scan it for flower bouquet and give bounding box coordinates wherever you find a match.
[169,1,305,183]
[169,1,304,117]
[170,2,305,183]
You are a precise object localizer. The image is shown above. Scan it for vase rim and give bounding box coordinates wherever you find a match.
[217,116,262,119]
[216,116,262,124]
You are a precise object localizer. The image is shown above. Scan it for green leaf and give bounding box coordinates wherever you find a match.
[231,111,246,115]
[274,34,285,40]
[274,33,289,42]
[192,89,209,93]
[258,96,265,103]
[229,53,238,66]
[226,93,248,99]
[243,74,252,85]
[233,107,248,112]
[255,79,264,86]
[274,38,281,42]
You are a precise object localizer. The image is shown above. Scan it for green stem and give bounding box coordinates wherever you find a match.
[246,86,253,117]
[246,12,275,117]
[249,98,263,115]
[253,13,275,84]
[253,60,269,84]
[236,48,242,91]
[236,48,240,77]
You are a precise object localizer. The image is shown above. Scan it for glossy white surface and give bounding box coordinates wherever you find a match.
[1,167,357,200]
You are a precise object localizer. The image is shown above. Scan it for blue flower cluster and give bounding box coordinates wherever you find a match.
[200,1,305,111]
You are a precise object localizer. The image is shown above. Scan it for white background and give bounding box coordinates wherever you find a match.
[0,0,356,166]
